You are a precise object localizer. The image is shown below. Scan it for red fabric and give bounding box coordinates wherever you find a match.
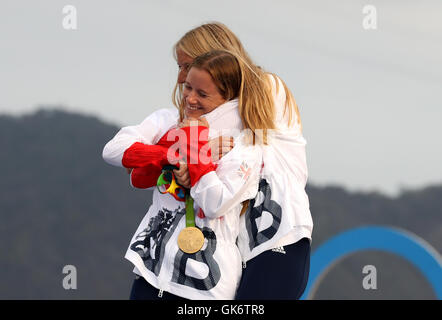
[126,128,182,189]
[122,143,169,169]
[130,165,160,189]
[197,208,206,219]
[127,125,215,189]
[180,126,216,187]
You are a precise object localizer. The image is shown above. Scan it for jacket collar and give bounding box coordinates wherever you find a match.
[202,98,239,126]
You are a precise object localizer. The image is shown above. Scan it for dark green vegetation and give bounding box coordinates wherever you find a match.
[0,109,440,299]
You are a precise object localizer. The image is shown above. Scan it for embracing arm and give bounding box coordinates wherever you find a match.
[102,108,178,168]
[181,125,261,219]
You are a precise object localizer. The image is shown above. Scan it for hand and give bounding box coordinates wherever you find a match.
[178,117,209,128]
[173,162,191,189]
[209,136,234,161]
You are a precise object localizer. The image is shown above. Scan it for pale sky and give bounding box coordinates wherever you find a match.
[1,0,441,196]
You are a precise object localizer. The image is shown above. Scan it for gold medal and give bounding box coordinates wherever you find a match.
[177,227,205,254]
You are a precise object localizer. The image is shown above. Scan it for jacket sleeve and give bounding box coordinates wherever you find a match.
[102,108,178,167]
[189,133,262,219]
[266,74,308,185]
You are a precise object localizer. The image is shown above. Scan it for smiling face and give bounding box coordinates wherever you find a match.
[182,67,227,118]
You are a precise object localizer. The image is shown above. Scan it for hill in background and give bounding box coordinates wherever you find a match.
[0,108,440,299]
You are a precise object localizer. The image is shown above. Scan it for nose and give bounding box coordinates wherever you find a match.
[186,90,197,105]
[177,69,187,84]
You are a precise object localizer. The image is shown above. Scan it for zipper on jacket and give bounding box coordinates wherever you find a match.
[158,289,164,298]
[242,261,247,269]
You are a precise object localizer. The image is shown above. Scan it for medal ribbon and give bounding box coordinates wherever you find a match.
[157,165,196,227]
[185,193,195,228]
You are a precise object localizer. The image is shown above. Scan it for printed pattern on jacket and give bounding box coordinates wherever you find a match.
[103,100,262,299]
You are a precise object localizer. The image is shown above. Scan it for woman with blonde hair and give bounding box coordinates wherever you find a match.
[103,49,273,299]
[172,22,313,300]
[104,22,313,300]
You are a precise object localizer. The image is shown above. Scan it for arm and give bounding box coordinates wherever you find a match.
[183,126,262,219]
[174,136,235,189]
[102,108,178,167]
[266,74,308,185]
[121,142,169,169]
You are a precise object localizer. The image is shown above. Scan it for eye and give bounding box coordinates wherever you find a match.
[184,84,192,90]
[198,91,207,98]
[178,63,190,71]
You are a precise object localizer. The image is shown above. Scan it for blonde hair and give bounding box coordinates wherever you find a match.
[267,72,302,131]
[182,50,276,144]
[173,22,302,130]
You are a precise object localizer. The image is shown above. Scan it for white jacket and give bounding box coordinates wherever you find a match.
[102,99,262,299]
[236,75,313,263]
[102,74,314,295]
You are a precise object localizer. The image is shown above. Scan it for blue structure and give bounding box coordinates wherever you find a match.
[300,226,442,299]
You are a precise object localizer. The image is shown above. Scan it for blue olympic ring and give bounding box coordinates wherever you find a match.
[300,226,442,300]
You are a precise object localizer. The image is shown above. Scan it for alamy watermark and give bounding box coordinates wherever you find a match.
[165,121,277,166]
[62,5,78,30]
[62,265,77,290]
[362,5,377,30]
[362,265,377,290]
